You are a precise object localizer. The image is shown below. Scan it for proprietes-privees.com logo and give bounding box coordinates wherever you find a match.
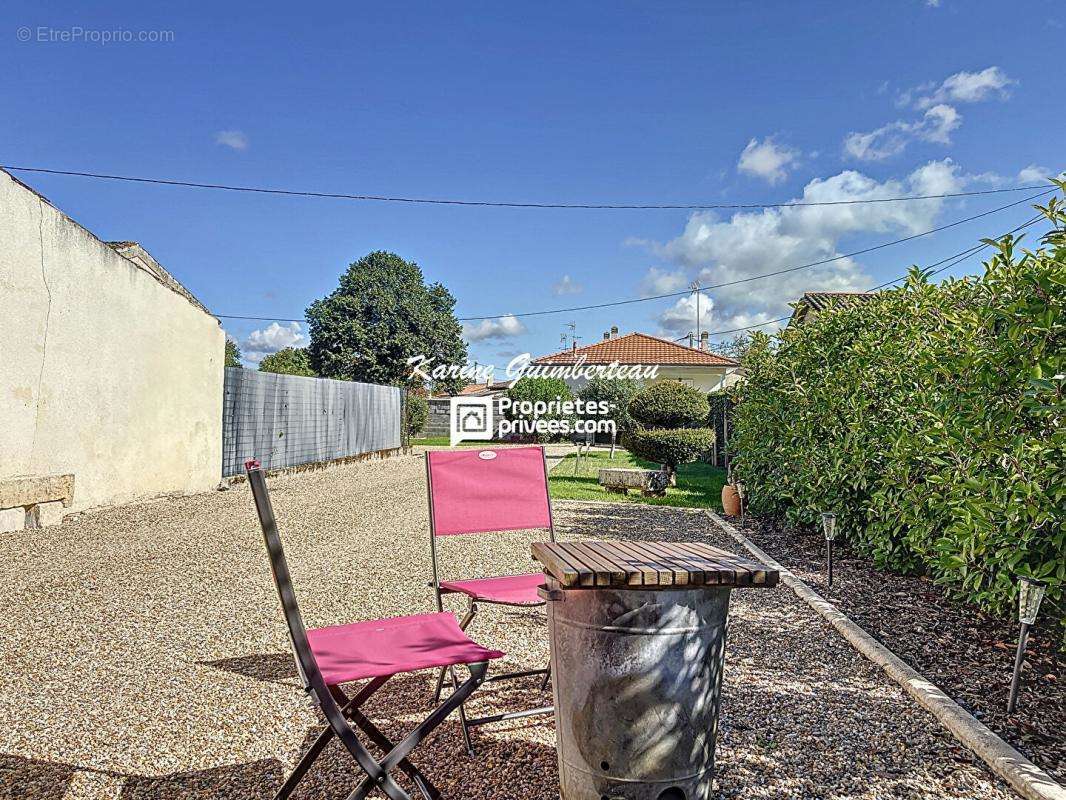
[407,353,660,446]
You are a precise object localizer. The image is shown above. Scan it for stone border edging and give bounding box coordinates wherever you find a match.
[706,510,1066,800]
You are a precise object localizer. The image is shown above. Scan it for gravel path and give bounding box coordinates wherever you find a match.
[0,454,1017,799]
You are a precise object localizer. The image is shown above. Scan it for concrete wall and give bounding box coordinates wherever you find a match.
[0,170,224,520]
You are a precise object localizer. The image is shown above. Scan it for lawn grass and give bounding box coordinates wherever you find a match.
[549,449,726,510]
[411,436,491,447]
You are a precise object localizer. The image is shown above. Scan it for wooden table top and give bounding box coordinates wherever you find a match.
[531,540,779,589]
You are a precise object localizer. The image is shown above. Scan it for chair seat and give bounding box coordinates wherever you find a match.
[307,612,504,686]
[439,573,545,605]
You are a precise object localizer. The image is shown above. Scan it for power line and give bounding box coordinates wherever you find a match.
[687,213,1049,341]
[0,163,1055,211]
[213,190,1054,325]
[455,188,1053,320]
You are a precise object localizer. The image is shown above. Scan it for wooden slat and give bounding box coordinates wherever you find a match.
[567,542,625,586]
[640,541,707,585]
[623,541,689,585]
[596,540,660,585]
[584,541,644,586]
[531,542,584,587]
[531,540,778,589]
[684,541,754,586]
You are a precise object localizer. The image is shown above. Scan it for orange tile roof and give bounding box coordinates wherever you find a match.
[532,332,737,366]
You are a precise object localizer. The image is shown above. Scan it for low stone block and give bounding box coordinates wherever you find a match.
[30,501,67,528]
[598,468,673,496]
[0,474,75,509]
[0,508,24,533]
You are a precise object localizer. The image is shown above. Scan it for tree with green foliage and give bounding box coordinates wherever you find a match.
[504,377,573,442]
[628,380,710,429]
[405,392,429,438]
[224,339,243,368]
[730,191,1065,620]
[258,347,316,377]
[577,377,642,434]
[708,332,751,362]
[306,251,467,393]
[626,428,716,473]
[623,380,716,474]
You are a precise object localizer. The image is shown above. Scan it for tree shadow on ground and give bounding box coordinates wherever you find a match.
[111,669,557,799]
[0,754,76,800]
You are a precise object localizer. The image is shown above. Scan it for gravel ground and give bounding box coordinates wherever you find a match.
[732,515,1065,782]
[0,454,1017,799]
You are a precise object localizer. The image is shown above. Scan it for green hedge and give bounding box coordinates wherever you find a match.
[732,194,1065,620]
[625,428,716,471]
[404,393,428,437]
[628,380,710,429]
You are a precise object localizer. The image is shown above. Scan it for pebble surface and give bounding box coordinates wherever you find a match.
[0,455,1017,799]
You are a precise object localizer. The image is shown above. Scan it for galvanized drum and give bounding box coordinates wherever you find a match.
[546,586,730,800]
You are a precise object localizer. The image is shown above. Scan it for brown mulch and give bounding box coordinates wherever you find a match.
[734,514,1065,783]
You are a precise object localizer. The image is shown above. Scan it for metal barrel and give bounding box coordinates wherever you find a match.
[547,585,731,800]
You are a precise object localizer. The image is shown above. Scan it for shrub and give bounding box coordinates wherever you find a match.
[404,392,428,438]
[625,428,716,472]
[258,347,316,377]
[504,377,574,442]
[628,380,710,429]
[730,191,1065,620]
[577,377,642,435]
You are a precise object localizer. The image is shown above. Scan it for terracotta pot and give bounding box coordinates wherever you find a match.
[721,483,741,517]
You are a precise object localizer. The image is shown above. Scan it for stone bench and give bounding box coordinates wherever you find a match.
[598,468,673,497]
[0,474,75,532]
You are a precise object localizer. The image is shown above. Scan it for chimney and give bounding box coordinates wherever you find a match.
[610,325,619,339]
[700,331,709,351]
[687,332,695,348]
[572,340,577,353]
[603,331,610,341]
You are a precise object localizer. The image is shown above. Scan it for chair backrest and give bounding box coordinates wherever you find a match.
[245,461,332,708]
[425,446,554,537]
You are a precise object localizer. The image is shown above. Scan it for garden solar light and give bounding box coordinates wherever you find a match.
[821,512,837,587]
[735,481,746,526]
[1008,576,1047,714]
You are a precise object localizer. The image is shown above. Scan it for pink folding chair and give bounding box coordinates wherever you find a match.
[245,461,504,800]
[425,446,556,750]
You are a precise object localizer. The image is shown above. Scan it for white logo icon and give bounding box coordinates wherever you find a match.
[450,397,494,446]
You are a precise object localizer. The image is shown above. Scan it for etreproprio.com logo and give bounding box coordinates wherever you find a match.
[450,396,616,446]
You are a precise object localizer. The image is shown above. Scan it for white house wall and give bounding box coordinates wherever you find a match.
[0,171,224,518]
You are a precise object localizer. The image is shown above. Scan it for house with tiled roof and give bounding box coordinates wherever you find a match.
[531,326,739,393]
[788,291,875,327]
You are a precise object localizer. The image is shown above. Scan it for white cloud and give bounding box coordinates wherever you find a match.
[242,322,307,364]
[636,160,966,335]
[737,137,799,184]
[463,314,527,342]
[912,67,1014,110]
[214,130,249,151]
[658,292,715,337]
[844,104,961,161]
[639,267,689,297]
[552,274,583,295]
[1016,164,1062,183]
[925,0,940,7]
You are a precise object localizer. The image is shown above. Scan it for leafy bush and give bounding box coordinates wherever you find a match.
[505,377,574,442]
[625,428,716,472]
[259,347,316,377]
[731,192,1065,620]
[628,380,710,429]
[404,392,428,438]
[578,377,642,434]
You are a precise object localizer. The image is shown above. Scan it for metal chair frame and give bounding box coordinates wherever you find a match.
[424,447,556,746]
[247,463,490,800]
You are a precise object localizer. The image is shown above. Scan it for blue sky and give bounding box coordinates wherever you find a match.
[3,1,1062,369]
